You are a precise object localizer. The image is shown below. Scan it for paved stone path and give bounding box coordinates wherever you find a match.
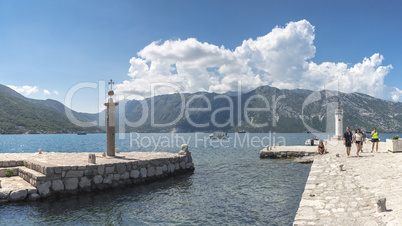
[1,176,36,192]
[294,140,402,225]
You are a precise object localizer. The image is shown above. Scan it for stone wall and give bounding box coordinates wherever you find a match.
[32,155,194,198]
[0,149,194,202]
[259,146,318,159]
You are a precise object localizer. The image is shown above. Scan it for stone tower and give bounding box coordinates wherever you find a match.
[334,106,343,140]
[104,80,118,156]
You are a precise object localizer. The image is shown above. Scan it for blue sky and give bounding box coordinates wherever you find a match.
[1,0,401,113]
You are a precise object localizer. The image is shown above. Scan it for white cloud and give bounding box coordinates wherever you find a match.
[54,90,59,95]
[7,85,39,95]
[43,89,51,95]
[115,19,399,101]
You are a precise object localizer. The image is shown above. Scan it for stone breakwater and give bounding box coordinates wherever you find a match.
[259,145,318,159]
[0,148,194,203]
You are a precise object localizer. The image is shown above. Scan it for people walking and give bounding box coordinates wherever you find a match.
[371,127,379,153]
[353,128,363,157]
[343,126,353,157]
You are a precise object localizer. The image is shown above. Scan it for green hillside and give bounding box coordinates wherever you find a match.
[0,84,101,134]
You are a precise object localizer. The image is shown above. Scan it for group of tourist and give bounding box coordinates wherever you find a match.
[343,126,379,157]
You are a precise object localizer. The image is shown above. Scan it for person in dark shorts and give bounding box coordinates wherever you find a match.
[371,127,379,152]
[353,128,363,157]
[343,126,353,157]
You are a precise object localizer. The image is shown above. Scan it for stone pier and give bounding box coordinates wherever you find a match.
[0,146,194,203]
[260,145,318,159]
[293,140,402,225]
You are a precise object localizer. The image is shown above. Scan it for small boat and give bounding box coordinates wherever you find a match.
[77,132,87,135]
[237,130,247,133]
[305,137,320,146]
[209,132,229,139]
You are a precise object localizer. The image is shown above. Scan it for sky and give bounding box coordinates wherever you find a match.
[1,0,402,113]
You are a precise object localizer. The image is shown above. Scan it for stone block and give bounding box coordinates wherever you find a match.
[125,163,132,171]
[116,163,126,174]
[175,163,180,170]
[54,167,62,174]
[377,198,387,212]
[113,174,120,181]
[162,164,168,172]
[65,170,84,178]
[79,177,91,188]
[179,162,186,169]
[64,178,79,190]
[138,160,149,167]
[147,167,155,177]
[98,165,105,175]
[28,193,40,201]
[130,170,140,179]
[168,163,175,173]
[186,163,194,169]
[105,166,115,174]
[38,181,52,197]
[140,168,147,178]
[103,174,113,184]
[88,154,96,164]
[93,175,103,184]
[78,166,86,170]
[9,190,28,201]
[0,190,11,200]
[150,160,161,166]
[131,161,138,168]
[45,167,54,175]
[27,188,38,195]
[155,166,163,176]
[11,168,19,176]
[52,180,64,192]
[0,168,6,177]
[387,139,402,153]
[121,172,129,180]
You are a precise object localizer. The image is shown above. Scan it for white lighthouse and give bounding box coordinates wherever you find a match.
[334,106,343,140]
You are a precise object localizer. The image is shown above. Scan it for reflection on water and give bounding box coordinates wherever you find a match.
[0,133,315,225]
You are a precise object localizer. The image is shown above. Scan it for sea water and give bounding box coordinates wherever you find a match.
[0,133,398,225]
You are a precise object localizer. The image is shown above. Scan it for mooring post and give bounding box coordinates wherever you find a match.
[377,197,387,212]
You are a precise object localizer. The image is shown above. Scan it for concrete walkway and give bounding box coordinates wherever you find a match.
[294,140,402,225]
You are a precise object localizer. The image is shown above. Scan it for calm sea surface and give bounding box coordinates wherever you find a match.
[0,133,399,225]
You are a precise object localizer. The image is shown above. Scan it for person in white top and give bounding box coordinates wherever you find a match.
[352,128,363,157]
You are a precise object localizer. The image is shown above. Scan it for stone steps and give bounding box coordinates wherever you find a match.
[17,166,47,187]
[0,167,19,177]
[0,160,24,167]
[23,159,60,176]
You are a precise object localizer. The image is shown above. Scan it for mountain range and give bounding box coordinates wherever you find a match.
[116,86,402,133]
[0,84,100,134]
[1,83,402,134]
